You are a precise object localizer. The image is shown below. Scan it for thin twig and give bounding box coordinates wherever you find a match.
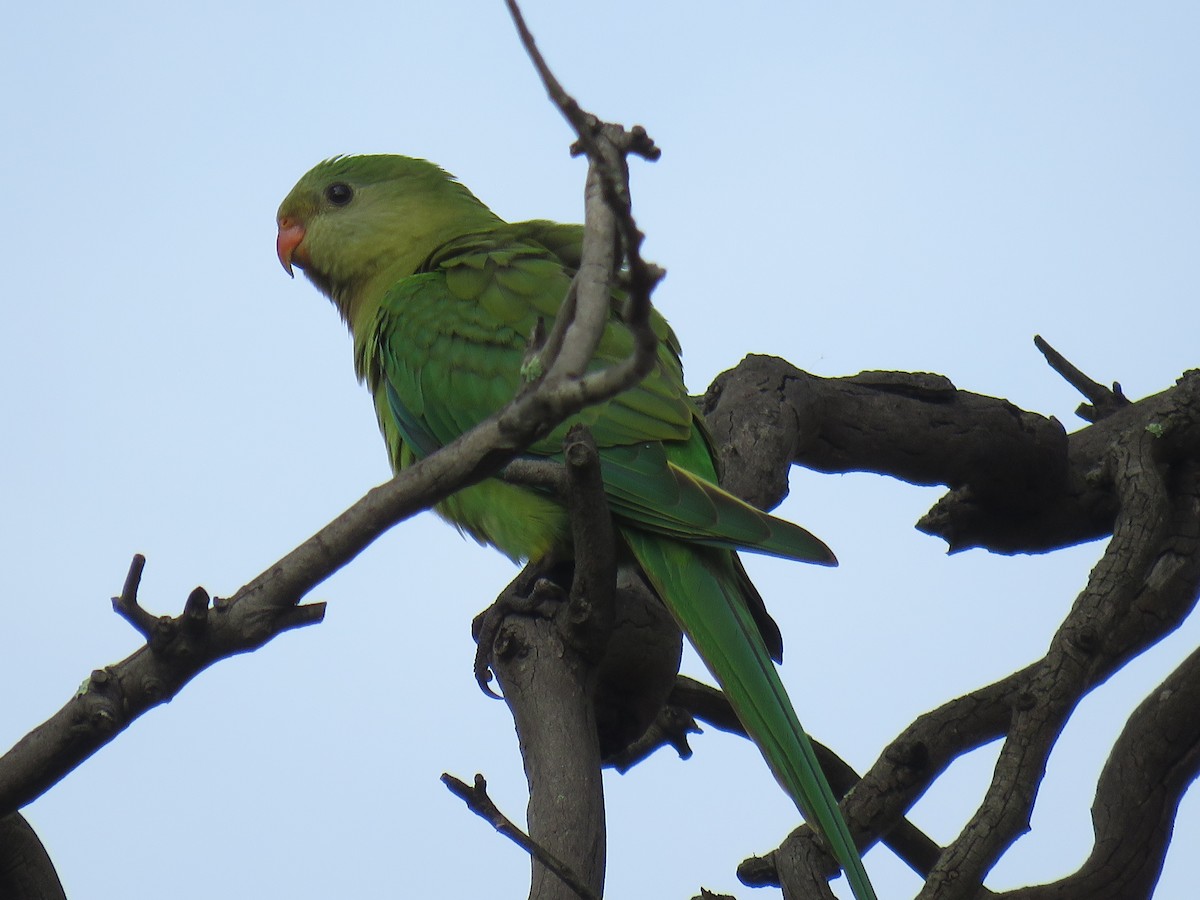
[442,773,600,900]
[504,0,663,390]
[560,425,616,662]
[503,458,568,494]
[110,553,157,638]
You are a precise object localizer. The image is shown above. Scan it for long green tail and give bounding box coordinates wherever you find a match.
[622,529,876,900]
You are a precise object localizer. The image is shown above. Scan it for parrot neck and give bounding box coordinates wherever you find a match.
[328,259,410,342]
[328,270,387,332]
[320,216,497,335]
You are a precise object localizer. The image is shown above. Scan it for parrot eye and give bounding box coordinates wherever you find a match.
[325,182,354,206]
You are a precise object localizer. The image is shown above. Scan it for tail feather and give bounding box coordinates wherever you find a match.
[621,528,876,900]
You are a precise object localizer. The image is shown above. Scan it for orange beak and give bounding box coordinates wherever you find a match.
[276,216,306,277]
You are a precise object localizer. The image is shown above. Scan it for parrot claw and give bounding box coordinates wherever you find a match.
[471,566,570,697]
[473,657,503,700]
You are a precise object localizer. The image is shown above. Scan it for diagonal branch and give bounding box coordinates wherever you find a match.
[663,676,948,882]
[504,0,663,393]
[0,101,662,823]
[1000,631,1200,900]
[917,428,1176,897]
[443,773,600,900]
[1034,335,1129,423]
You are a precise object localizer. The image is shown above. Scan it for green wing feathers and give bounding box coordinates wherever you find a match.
[600,441,836,565]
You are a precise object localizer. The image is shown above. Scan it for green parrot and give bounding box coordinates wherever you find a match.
[276,154,875,900]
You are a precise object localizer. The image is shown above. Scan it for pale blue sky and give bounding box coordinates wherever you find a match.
[2,3,1198,898]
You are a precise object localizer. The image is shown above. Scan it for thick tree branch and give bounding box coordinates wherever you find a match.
[698,352,1200,897]
[925,369,1200,554]
[918,428,1177,897]
[1001,634,1200,900]
[702,356,1069,517]
[0,813,65,900]
[473,430,615,900]
[703,355,1200,555]
[736,438,1199,899]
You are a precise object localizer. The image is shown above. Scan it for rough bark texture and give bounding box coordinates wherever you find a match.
[699,356,1200,899]
[0,813,65,900]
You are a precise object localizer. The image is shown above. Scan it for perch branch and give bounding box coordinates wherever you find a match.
[472,427,615,900]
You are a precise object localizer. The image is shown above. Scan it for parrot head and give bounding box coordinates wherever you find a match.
[276,154,500,320]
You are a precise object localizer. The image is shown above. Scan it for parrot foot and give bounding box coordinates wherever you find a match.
[471,562,571,697]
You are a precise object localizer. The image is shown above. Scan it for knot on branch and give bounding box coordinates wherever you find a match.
[71,669,123,738]
[605,702,700,772]
[111,555,215,662]
[884,740,930,771]
[111,555,326,665]
[738,829,840,895]
[569,121,661,164]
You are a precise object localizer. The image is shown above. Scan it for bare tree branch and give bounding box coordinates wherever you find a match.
[702,356,1069,521]
[1001,604,1200,900]
[1034,335,1129,423]
[918,427,1177,897]
[471,429,615,900]
[702,355,1200,555]
[504,0,662,397]
[443,773,601,900]
[695,353,1200,897]
[0,813,65,900]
